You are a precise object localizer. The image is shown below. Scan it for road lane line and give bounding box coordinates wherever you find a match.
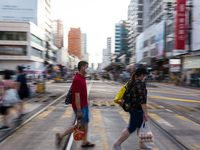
[174,115,200,126]
[47,89,67,91]
[148,90,199,97]
[47,85,70,87]
[148,95,200,103]
[92,108,109,150]
[35,106,56,119]
[61,107,73,118]
[148,113,173,127]
[90,91,116,95]
[151,83,200,93]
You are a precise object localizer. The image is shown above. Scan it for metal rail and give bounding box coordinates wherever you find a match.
[105,81,191,149]
[0,92,67,143]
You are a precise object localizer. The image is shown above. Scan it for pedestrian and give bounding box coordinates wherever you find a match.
[55,61,95,148]
[15,66,29,120]
[113,67,150,150]
[0,70,20,131]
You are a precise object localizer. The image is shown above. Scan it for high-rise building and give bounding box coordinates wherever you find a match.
[0,0,56,71]
[52,19,64,48]
[149,0,175,26]
[107,37,112,55]
[115,20,130,55]
[102,37,112,67]
[128,0,150,64]
[81,33,88,62]
[68,28,82,60]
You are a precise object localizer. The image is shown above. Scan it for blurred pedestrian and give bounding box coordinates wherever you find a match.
[0,70,20,131]
[113,67,150,150]
[55,61,95,148]
[15,66,29,120]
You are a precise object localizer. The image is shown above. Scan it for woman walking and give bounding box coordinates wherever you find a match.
[0,70,20,131]
[113,67,150,150]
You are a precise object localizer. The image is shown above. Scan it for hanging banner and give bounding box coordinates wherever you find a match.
[174,0,186,53]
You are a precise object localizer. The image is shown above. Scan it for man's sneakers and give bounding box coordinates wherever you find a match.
[0,126,10,131]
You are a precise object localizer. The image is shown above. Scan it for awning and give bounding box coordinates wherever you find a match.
[103,62,124,71]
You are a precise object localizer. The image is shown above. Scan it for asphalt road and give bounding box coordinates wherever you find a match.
[0,80,199,150]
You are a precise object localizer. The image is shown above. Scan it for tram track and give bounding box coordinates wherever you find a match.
[104,81,194,150]
[0,92,68,143]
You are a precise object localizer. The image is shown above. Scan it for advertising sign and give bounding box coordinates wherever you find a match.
[169,59,181,72]
[174,0,186,52]
[0,0,37,24]
[192,0,200,51]
[155,20,165,60]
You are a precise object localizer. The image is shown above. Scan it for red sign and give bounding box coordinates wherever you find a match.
[174,0,186,52]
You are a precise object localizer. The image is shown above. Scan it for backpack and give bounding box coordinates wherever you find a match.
[121,82,134,112]
[65,85,72,105]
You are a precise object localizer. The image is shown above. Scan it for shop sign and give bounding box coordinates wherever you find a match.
[170,64,181,72]
[169,59,181,72]
[174,0,186,53]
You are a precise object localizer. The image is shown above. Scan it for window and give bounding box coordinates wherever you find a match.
[0,45,26,56]
[31,35,43,46]
[0,31,26,41]
[31,47,43,58]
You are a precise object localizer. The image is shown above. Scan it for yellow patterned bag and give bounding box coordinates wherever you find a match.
[114,82,128,104]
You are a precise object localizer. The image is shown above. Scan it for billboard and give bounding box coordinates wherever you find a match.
[0,0,37,24]
[192,0,200,51]
[155,20,165,60]
[174,0,186,52]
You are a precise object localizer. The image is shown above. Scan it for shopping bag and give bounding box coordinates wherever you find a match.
[73,119,86,141]
[114,82,128,104]
[138,121,154,142]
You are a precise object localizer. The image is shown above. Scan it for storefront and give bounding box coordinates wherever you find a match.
[183,56,200,85]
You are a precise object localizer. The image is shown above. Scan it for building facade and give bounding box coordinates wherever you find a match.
[0,21,48,71]
[52,19,64,49]
[68,28,82,60]
[115,20,130,56]
[81,33,89,62]
[0,0,57,71]
[127,0,150,67]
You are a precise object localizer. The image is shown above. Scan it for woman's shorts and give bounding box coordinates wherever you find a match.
[74,105,89,124]
[127,110,143,133]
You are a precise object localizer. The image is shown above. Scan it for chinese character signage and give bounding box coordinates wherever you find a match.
[174,0,186,52]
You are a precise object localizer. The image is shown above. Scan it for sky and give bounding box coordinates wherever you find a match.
[51,0,130,67]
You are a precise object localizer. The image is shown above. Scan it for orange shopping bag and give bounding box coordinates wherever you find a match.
[73,119,86,141]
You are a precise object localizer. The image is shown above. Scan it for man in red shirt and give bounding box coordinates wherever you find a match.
[56,61,95,147]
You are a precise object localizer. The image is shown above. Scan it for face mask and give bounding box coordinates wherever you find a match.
[142,76,147,82]
[85,68,89,73]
